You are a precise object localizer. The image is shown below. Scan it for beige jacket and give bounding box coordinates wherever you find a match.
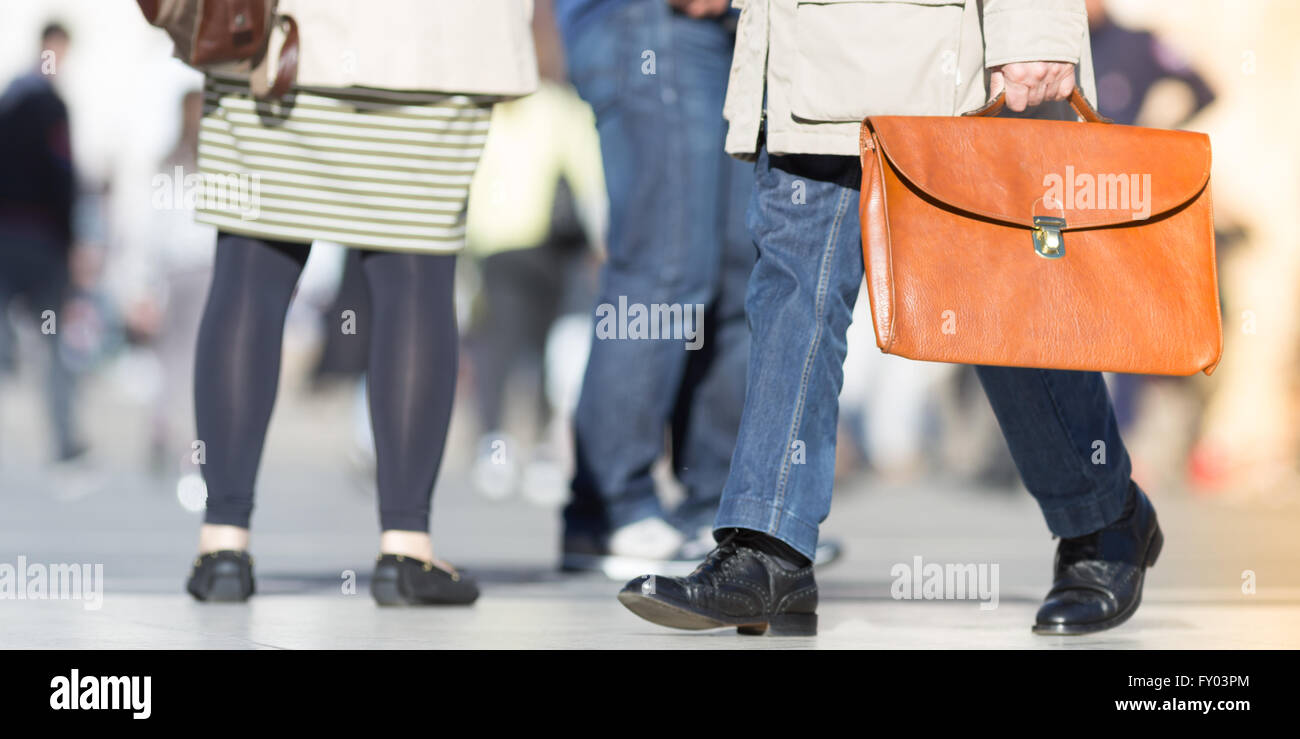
[723,0,1098,158]
[231,0,537,96]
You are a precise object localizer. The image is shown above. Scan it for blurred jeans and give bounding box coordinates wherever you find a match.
[715,147,1134,560]
[0,224,78,459]
[563,1,755,536]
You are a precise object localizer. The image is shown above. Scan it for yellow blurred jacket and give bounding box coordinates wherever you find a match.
[466,82,606,258]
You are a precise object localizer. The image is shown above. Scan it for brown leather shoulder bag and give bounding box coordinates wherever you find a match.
[859,88,1221,375]
[136,0,298,99]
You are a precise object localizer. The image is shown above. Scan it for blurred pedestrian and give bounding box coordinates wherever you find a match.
[0,22,85,463]
[463,2,605,505]
[1087,0,1215,130]
[554,0,768,578]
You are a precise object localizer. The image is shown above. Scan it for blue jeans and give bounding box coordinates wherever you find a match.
[715,148,1134,560]
[562,1,755,536]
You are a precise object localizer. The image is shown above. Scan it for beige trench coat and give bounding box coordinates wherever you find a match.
[218,0,538,97]
[723,0,1099,158]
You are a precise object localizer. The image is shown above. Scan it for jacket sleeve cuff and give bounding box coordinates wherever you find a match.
[983,1,1088,69]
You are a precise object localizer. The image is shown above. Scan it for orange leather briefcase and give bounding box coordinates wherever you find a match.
[858,89,1222,376]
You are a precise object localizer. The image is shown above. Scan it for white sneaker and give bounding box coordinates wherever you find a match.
[608,517,684,560]
[519,455,567,508]
[562,517,686,580]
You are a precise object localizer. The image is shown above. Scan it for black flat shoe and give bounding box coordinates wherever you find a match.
[370,554,479,606]
[1033,483,1162,635]
[186,550,255,603]
[617,531,818,636]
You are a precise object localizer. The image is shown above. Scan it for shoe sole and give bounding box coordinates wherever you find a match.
[370,573,478,607]
[617,592,817,636]
[1032,521,1164,636]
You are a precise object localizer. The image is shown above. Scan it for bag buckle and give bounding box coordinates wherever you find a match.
[1032,216,1066,259]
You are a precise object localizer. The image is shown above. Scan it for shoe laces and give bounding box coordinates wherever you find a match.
[1057,531,1099,566]
[686,530,742,585]
[1058,494,1138,567]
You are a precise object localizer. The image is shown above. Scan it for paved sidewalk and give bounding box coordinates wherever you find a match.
[2,367,1297,649]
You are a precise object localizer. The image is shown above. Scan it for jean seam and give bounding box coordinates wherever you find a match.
[767,181,853,532]
[660,11,688,286]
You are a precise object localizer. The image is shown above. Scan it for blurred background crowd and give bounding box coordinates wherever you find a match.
[0,0,1296,541]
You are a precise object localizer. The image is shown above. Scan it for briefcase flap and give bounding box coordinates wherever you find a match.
[863,115,1211,230]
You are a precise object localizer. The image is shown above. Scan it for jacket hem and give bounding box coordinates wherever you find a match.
[763,129,862,158]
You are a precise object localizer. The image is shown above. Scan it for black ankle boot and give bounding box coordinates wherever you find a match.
[617,530,818,636]
[370,554,480,606]
[186,550,255,603]
[1034,483,1163,635]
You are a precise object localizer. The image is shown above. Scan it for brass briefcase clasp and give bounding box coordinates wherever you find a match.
[1033,216,1066,259]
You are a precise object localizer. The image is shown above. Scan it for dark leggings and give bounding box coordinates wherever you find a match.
[196,232,457,532]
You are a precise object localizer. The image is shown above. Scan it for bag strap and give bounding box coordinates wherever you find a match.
[137,0,161,23]
[963,88,1112,124]
[248,14,298,100]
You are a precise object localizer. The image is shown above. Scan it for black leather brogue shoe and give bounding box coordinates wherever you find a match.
[617,531,818,636]
[1034,483,1163,635]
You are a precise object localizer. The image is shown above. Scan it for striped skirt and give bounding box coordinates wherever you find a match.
[196,74,493,253]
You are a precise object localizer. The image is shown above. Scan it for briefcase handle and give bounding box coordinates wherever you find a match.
[963,88,1113,124]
